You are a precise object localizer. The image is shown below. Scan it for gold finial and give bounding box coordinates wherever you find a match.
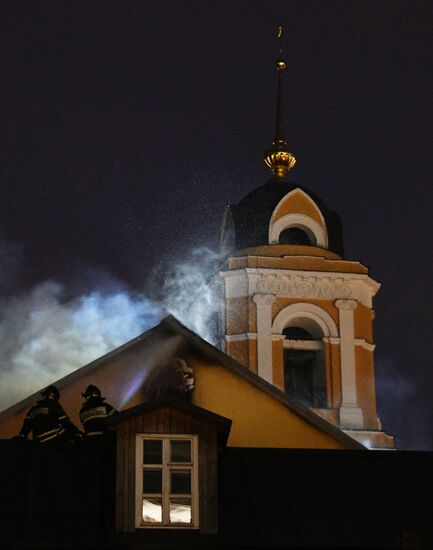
[263,25,296,178]
[263,149,296,177]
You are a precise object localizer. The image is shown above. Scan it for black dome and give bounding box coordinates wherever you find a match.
[222,178,344,257]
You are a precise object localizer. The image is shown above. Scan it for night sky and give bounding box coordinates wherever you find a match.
[0,1,432,449]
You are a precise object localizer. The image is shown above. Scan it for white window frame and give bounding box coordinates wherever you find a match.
[135,434,199,529]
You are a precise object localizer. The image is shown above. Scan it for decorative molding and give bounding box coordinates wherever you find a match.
[354,339,375,352]
[335,299,358,311]
[272,302,339,338]
[269,189,327,247]
[222,273,249,299]
[225,333,257,342]
[269,213,328,247]
[327,339,375,357]
[220,268,380,306]
[323,337,340,345]
[253,294,276,306]
[256,273,352,300]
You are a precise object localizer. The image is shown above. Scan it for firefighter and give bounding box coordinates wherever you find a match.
[17,385,82,443]
[79,385,116,437]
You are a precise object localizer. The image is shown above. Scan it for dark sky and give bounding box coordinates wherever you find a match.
[0,1,432,449]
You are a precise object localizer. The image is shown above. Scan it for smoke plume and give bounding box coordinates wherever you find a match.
[0,238,222,411]
[0,280,161,409]
[157,247,222,345]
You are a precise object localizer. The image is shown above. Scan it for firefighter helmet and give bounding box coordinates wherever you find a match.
[82,385,102,399]
[41,385,60,400]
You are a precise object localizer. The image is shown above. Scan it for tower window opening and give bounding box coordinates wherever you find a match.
[282,326,327,408]
[278,226,316,246]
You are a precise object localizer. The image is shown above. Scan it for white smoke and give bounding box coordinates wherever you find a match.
[0,280,161,410]
[0,238,222,412]
[157,247,222,345]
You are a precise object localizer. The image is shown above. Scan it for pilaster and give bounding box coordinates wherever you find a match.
[253,294,275,384]
[335,299,364,428]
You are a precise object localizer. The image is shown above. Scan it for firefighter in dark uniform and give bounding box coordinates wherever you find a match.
[17,385,82,443]
[79,385,116,437]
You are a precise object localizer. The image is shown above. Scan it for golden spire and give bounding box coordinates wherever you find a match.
[263,26,296,178]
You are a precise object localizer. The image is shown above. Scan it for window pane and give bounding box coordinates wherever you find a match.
[143,439,162,464]
[170,470,191,494]
[169,498,191,524]
[142,498,162,523]
[143,468,162,493]
[170,440,191,462]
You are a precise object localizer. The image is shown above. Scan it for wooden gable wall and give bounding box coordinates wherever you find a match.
[114,405,219,534]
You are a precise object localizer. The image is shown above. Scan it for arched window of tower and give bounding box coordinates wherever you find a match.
[282,324,326,408]
[272,303,338,409]
[272,303,339,338]
[278,226,316,246]
[269,213,328,248]
[268,189,329,248]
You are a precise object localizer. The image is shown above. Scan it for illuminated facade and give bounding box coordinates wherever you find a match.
[219,35,394,449]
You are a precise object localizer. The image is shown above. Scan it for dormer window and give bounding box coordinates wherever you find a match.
[136,434,199,528]
[109,398,230,534]
[268,189,329,249]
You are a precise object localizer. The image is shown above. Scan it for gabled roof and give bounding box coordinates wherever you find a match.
[0,315,364,450]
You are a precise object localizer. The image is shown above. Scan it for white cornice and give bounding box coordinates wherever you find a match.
[225,333,258,342]
[220,267,379,307]
[354,339,376,351]
[283,339,323,350]
[322,337,339,345]
[225,334,374,349]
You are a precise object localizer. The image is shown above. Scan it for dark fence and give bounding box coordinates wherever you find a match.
[0,440,432,549]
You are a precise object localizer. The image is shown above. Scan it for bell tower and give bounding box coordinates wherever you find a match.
[219,28,394,450]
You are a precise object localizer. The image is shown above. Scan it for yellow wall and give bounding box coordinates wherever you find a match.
[272,339,284,391]
[330,343,342,408]
[188,354,351,450]
[355,347,379,429]
[354,304,374,341]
